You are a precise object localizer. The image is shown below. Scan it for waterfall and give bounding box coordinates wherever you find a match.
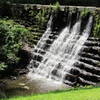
[28,15,53,71]
[36,15,53,49]
[28,16,93,85]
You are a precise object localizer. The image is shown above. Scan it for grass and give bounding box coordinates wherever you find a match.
[1,86,100,100]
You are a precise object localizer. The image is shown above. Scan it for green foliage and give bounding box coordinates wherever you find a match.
[93,13,100,38]
[35,9,48,29]
[80,9,100,38]
[81,8,90,17]
[0,62,7,70]
[22,5,49,30]
[53,1,61,11]
[0,19,34,70]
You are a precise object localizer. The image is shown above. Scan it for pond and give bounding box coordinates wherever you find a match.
[0,75,71,98]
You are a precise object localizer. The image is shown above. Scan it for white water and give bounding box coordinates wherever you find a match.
[28,16,93,84]
[28,16,53,71]
[32,15,52,52]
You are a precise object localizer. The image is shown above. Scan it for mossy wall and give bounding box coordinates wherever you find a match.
[0,4,100,80]
[0,4,100,38]
[92,10,100,38]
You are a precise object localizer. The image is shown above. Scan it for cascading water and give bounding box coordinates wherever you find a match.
[28,15,53,70]
[28,15,93,85]
[36,15,53,49]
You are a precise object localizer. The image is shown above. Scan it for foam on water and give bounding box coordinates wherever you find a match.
[27,16,93,85]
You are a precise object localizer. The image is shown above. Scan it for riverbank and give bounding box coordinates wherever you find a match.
[0,75,70,98]
[2,86,100,100]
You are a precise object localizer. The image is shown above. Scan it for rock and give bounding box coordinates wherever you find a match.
[19,83,25,86]
[0,81,7,98]
[18,69,29,75]
[10,76,17,80]
[23,86,30,90]
[22,43,32,52]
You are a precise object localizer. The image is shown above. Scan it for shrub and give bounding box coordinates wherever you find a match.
[0,19,34,70]
[81,8,90,17]
[93,12,100,38]
[35,8,48,29]
[53,1,61,11]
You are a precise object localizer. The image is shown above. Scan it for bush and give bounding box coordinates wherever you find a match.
[35,8,48,29]
[0,19,34,70]
[53,2,61,11]
[93,12,100,38]
[81,8,90,17]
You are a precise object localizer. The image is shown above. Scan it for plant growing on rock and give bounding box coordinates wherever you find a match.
[0,19,35,71]
[53,1,61,11]
[93,12,100,38]
[35,8,48,30]
[81,8,90,17]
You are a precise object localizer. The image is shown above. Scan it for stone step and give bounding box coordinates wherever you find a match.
[64,69,96,86]
[79,57,100,66]
[30,39,39,45]
[31,29,45,33]
[32,36,41,40]
[73,67,100,79]
[78,77,96,85]
[83,45,100,50]
[88,37,100,42]
[79,73,100,83]
[33,48,46,54]
[84,41,100,47]
[32,54,43,62]
[79,57,100,67]
[82,47,100,56]
[63,80,76,86]
[78,61,100,71]
[74,62,100,76]
[79,52,100,61]
[72,67,100,82]
[49,34,58,40]
[33,34,44,38]
[29,60,40,68]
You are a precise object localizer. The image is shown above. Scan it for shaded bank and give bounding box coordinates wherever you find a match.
[0,75,69,98]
